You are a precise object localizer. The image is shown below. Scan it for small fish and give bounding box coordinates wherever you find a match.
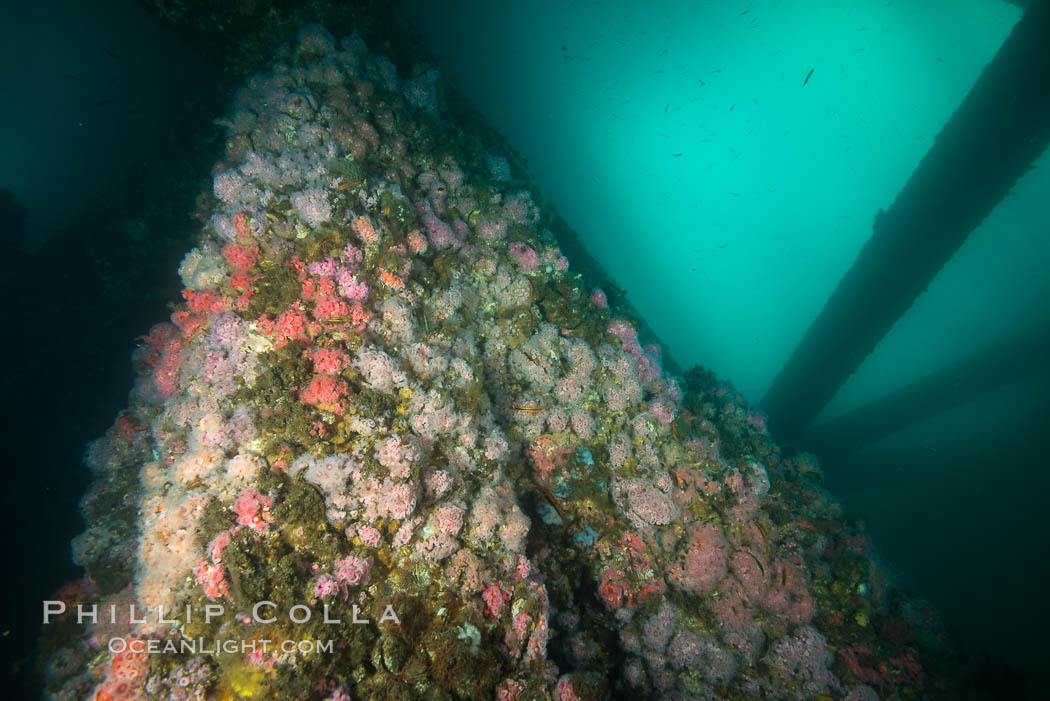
[658,47,669,56]
[696,77,706,86]
[95,97,116,106]
[711,68,724,73]
[664,104,669,113]
[672,153,683,157]
[729,103,735,111]
[802,68,814,86]
[57,73,79,80]
[103,48,121,60]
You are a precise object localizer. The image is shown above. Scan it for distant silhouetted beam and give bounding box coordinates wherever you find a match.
[802,320,1050,456]
[761,2,1050,439]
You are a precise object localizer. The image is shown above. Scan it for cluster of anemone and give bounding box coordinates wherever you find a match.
[42,23,953,701]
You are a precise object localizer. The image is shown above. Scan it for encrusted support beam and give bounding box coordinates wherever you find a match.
[803,320,1050,456]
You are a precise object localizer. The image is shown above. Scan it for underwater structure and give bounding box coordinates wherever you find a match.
[804,318,1050,457]
[762,0,1050,442]
[41,25,968,701]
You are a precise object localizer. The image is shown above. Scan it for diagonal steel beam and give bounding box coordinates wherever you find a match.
[761,1,1050,439]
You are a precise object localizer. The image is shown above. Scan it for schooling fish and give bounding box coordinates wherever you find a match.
[802,68,814,86]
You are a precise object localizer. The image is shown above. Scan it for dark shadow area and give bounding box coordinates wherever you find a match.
[0,18,223,699]
[819,368,1050,699]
